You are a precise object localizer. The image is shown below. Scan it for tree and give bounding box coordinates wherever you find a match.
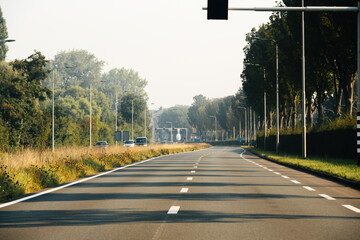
[120,93,146,125]
[49,50,104,90]
[0,52,51,148]
[158,105,191,129]
[0,7,9,61]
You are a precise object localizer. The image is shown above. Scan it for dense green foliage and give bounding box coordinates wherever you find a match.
[0,7,8,61]
[242,0,357,129]
[158,105,191,129]
[0,48,150,150]
[187,91,247,140]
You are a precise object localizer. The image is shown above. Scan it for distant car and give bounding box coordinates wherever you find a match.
[135,137,147,146]
[124,139,135,147]
[95,141,109,148]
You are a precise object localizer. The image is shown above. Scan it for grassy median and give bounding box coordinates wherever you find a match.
[0,144,209,201]
[246,147,360,184]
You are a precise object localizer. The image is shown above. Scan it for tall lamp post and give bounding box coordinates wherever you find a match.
[237,107,247,145]
[145,103,155,138]
[251,37,279,153]
[132,99,134,140]
[166,121,173,143]
[90,83,92,148]
[209,115,218,141]
[245,63,267,149]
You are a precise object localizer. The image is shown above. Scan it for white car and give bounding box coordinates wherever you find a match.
[123,140,135,147]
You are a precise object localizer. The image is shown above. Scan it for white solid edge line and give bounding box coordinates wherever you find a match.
[167,206,180,214]
[319,194,336,200]
[0,148,208,209]
[342,205,360,213]
[303,186,316,191]
[180,188,189,193]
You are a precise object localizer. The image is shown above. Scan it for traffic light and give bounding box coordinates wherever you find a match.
[207,0,228,20]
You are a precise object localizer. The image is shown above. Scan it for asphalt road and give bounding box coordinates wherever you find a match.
[0,146,359,240]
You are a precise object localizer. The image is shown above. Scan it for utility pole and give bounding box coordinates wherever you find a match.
[90,83,92,148]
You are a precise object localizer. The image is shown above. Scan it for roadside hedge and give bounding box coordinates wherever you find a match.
[256,128,355,159]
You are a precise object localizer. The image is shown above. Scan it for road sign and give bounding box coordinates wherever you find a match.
[115,131,121,141]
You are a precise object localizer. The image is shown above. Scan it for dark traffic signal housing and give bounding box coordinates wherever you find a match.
[207,0,228,20]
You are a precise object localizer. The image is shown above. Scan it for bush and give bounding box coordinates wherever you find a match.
[256,116,356,159]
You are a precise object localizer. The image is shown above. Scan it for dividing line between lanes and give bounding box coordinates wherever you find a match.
[167,206,180,214]
[342,205,360,213]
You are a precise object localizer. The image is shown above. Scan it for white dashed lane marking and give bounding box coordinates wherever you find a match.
[180,188,188,193]
[239,148,359,215]
[167,206,180,214]
[319,194,336,200]
[191,171,195,173]
[342,205,360,213]
[187,177,193,181]
[303,186,316,191]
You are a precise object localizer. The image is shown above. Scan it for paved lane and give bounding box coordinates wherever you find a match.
[0,147,359,240]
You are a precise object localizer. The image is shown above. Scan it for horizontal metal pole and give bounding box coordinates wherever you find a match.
[202,7,358,12]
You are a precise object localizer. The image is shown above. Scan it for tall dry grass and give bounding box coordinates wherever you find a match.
[0,144,200,170]
[0,144,209,201]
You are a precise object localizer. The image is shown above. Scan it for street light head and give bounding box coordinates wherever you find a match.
[5,39,15,43]
[251,36,276,43]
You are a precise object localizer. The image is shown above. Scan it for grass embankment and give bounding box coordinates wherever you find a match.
[0,144,209,201]
[246,147,360,184]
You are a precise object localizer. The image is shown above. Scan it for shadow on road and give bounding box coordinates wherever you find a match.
[0,209,358,228]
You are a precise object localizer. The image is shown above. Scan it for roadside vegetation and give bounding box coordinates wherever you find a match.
[0,144,209,201]
[246,146,360,184]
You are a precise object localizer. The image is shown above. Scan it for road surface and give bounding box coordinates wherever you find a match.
[0,146,359,239]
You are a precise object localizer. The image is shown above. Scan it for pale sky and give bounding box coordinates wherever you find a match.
[1,0,275,110]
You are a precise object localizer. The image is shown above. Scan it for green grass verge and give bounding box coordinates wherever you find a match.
[246,146,360,184]
[0,144,209,201]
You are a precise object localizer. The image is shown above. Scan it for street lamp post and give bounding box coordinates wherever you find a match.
[238,107,247,145]
[245,63,266,149]
[132,99,134,140]
[145,103,155,138]
[209,116,217,141]
[90,83,92,148]
[166,121,173,143]
[251,36,279,153]
[115,90,118,146]
[52,69,55,152]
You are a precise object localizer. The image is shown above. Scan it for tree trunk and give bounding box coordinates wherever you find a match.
[292,98,297,128]
[269,111,274,129]
[344,78,355,116]
[332,68,342,117]
[306,95,314,128]
[18,118,24,146]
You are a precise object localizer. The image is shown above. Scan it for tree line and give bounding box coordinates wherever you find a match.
[242,0,357,129]
[0,7,150,151]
